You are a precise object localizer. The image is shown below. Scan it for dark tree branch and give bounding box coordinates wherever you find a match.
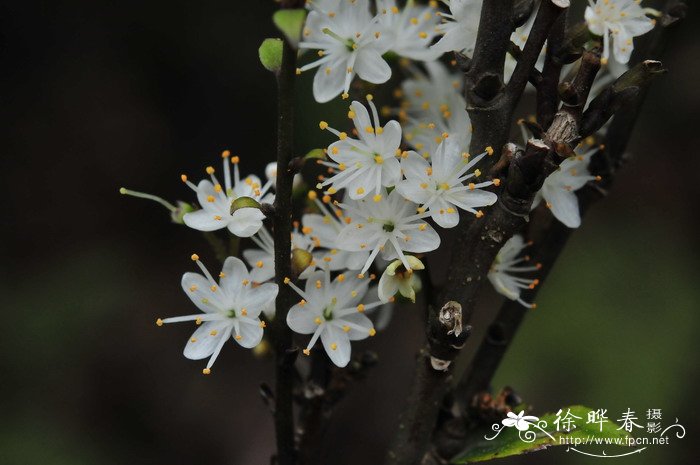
[505,1,566,105]
[507,42,543,88]
[543,48,602,151]
[387,3,570,462]
[424,3,684,462]
[385,301,469,465]
[581,60,666,137]
[513,0,536,28]
[536,9,567,128]
[298,351,378,465]
[464,0,514,156]
[271,35,298,465]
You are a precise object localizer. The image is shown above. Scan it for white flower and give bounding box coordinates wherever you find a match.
[377,0,442,61]
[317,96,402,200]
[181,152,274,238]
[502,411,540,431]
[156,255,278,374]
[399,61,471,156]
[302,191,370,271]
[378,256,424,302]
[585,0,655,64]
[299,0,392,103]
[285,268,379,367]
[395,139,498,228]
[243,225,315,283]
[336,188,440,274]
[488,235,539,308]
[533,148,599,228]
[430,0,482,56]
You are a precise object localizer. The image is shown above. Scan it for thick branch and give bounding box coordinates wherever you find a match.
[271,37,298,465]
[536,9,567,128]
[426,3,685,462]
[385,302,469,465]
[464,0,514,156]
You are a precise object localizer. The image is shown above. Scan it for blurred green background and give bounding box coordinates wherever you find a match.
[1,1,698,464]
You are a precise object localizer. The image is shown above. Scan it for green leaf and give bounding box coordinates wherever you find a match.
[258,38,283,72]
[304,148,325,160]
[230,196,262,214]
[272,9,307,49]
[452,405,632,463]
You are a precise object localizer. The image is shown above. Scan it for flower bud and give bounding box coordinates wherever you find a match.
[252,339,272,358]
[291,248,313,278]
[378,256,424,303]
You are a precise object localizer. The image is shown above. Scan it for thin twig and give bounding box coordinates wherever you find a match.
[271,35,298,465]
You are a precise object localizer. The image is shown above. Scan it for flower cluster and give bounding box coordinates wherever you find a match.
[298,0,441,102]
[585,0,656,65]
[121,0,659,374]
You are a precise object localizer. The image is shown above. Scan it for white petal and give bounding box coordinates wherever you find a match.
[183,321,230,360]
[401,151,431,182]
[241,283,279,318]
[183,209,225,232]
[623,15,654,37]
[431,26,471,54]
[320,324,352,367]
[303,213,340,246]
[219,256,249,297]
[544,187,581,228]
[228,208,265,237]
[432,139,462,181]
[354,49,391,84]
[287,304,319,335]
[396,224,440,254]
[378,271,399,302]
[312,58,347,103]
[612,28,634,64]
[430,198,460,229]
[449,188,498,209]
[338,312,373,341]
[487,271,520,300]
[349,100,373,137]
[234,320,264,348]
[380,156,402,188]
[378,120,402,153]
[242,249,275,283]
[337,223,381,251]
[181,272,225,313]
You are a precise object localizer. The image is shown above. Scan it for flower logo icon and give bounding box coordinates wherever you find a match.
[502,411,540,431]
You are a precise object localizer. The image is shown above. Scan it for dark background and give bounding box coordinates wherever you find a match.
[1,1,698,464]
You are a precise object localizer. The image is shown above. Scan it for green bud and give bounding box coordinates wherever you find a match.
[291,248,313,278]
[258,38,283,72]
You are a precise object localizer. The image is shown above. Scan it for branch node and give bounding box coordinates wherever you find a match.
[439,301,464,337]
